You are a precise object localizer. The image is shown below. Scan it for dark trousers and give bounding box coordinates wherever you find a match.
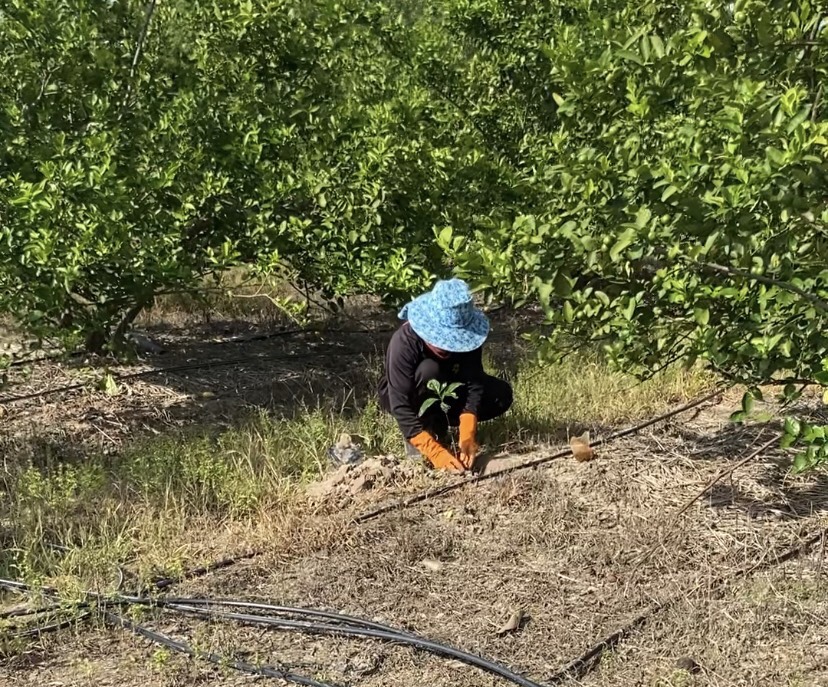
[415,358,513,436]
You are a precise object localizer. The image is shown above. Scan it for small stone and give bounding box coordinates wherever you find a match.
[675,657,701,674]
[419,559,444,572]
[126,332,165,355]
[328,444,364,466]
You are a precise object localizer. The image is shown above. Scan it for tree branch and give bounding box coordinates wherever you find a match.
[805,13,824,119]
[812,81,824,121]
[700,261,828,316]
[642,257,828,316]
[121,0,158,111]
[130,0,158,80]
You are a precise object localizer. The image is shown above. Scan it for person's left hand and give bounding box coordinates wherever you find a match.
[458,413,479,469]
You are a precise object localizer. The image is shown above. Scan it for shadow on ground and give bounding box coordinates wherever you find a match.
[0,308,546,461]
[646,404,828,518]
[4,304,828,522]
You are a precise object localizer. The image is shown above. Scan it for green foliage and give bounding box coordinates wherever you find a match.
[783,413,828,473]
[419,378,463,416]
[443,2,828,387]
[0,0,463,349]
[435,0,828,469]
[4,0,828,469]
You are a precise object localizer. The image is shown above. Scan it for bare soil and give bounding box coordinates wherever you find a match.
[0,327,389,458]
[4,389,828,687]
[2,303,826,687]
[0,304,533,458]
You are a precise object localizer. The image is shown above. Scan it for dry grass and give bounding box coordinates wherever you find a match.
[2,294,749,687]
[139,267,304,329]
[483,350,713,449]
[8,402,826,687]
[154,421,827,686]
[0,335,712,598]
[0,400,401,591]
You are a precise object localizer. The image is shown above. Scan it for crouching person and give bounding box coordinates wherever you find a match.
[378,279,513,473]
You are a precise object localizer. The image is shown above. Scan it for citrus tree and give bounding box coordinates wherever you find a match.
[4,0,828,470]
[435,0,828,470]
[0,0,490,351]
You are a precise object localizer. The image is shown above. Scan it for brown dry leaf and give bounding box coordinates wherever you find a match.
[570,431,595,462]
[496,609,524,635]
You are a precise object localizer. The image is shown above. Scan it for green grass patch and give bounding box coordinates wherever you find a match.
[481,349,714,447]
[1,351,713,596]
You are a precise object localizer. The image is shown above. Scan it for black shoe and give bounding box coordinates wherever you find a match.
[404,440,421,459]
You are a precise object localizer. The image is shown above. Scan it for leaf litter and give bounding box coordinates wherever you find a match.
[5,359,828,685]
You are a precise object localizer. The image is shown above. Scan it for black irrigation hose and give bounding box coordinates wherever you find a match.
[122,596,420,637]
[2,549,259,627]
[355,386,727,523]
[0,325,360,370]
[3,325,391,371]
[0,579,39,595]
[0,582,91,640]
[104,610,338,687]
[8,355,56,368]
[3,612,91,641]
[3,586,542,687]
[0,388,726,649]
[0,601,83,620]
[150,600,545,687]
[545,528,827,684]
[546,608,655,684]
[0,380,87,405]
[0,349,348,405]
[0,386,727,684]
[2,526,821,686]
[150,551,262,592]
[221,325,393,346]
[0,580,334,685]
[0,322,392,405]
[2,585,539,687]
[142,387,727,596]
[0,564,119,637]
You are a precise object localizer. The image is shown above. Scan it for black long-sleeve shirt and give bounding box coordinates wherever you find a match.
[377,323,486,439]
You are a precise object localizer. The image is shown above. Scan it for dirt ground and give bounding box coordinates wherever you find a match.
[0,304,534,458]
[2,303,827,687]
[0,321,392,457]
[3,387,828,687]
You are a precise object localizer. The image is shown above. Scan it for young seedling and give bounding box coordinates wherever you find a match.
[419,379,464,453]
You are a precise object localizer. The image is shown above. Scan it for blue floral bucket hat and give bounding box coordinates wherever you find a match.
[398,278,490,353]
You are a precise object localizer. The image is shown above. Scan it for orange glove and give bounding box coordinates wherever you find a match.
[458,413,479,469]
[410,431,465,473]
